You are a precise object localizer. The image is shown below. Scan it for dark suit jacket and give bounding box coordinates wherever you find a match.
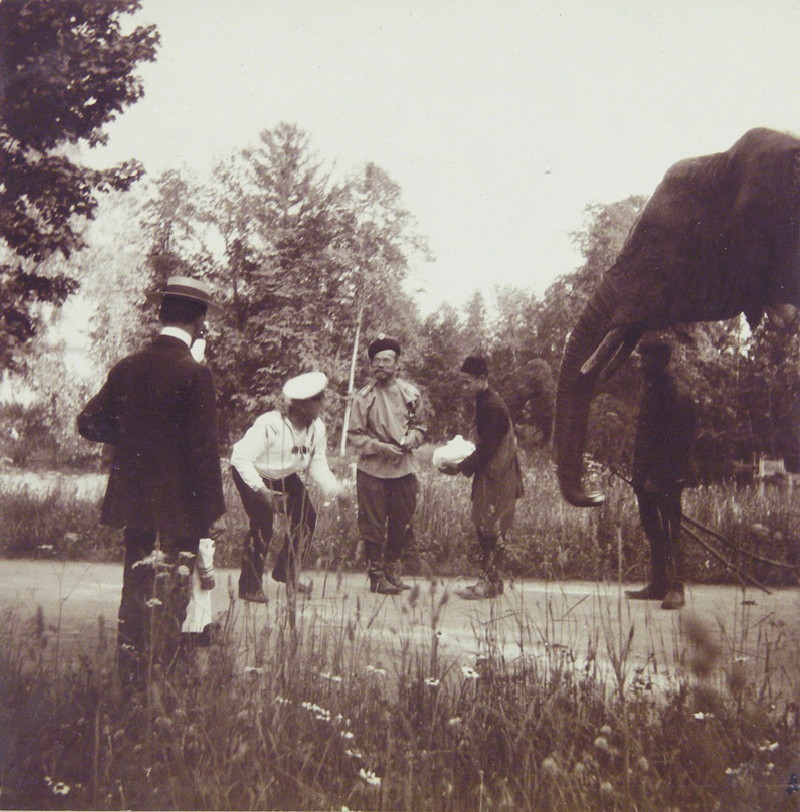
[632,371,695,492]
[77,335,226,537]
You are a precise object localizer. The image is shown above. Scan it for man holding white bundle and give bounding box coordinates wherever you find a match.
[441,356,524,599]
[230,371,348,601]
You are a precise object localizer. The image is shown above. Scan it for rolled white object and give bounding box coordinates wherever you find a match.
[190,337,207,363]
[432,435,476,469]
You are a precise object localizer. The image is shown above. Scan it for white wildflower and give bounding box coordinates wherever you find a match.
[275,696,291,705]
[593,736,609,751]
[461,665,479,679]
[366,665,387,676]
[599,781,614,796]
[758,741,779,752]
[345,748,365,760]
[637,756,649,772]
[177,564,191,577]
[599,724,612,736]
[320,671,343,683]
[244,666,265,675]
[52,782,70,796]
[340,730,355,740]
[447,717,462,727]
[359,768,381,787]
[693,712,713,721]
[541,757,560,776]
[179,551,196,559]
[144,598,162,608]
[424,677,440,687]
[133,550,166,569]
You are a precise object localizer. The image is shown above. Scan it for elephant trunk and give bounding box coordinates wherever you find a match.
[554,286,621,507]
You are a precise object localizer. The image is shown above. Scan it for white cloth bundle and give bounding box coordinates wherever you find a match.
[182,537,215,634]
[432,435,476,470]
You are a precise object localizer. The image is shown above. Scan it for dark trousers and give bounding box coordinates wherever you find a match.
[636,487,684,590]
[356,470,418,572]
[232,468,316,594]
[118,527,198,686]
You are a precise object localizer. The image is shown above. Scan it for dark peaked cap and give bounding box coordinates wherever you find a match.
[368,334,402,360]
[460,355,489,377]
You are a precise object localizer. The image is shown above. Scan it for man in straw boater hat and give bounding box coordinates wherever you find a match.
[441,355,524,599]
[348,334,428,594]
[78,275,226,690]
[625,339,696,610]
[230,371,350,601]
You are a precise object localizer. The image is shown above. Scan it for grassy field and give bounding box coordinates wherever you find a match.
[2,573,799,811]
[1,449,798,809]
[1,447,797,588]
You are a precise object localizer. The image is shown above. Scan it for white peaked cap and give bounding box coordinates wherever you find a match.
[282,371,328,401]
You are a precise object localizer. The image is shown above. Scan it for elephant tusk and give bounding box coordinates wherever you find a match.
[579,327,625,377]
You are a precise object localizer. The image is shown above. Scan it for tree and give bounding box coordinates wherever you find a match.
[0,0,158,368]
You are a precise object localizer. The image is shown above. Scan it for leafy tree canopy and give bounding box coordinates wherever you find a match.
[0,0,158,368]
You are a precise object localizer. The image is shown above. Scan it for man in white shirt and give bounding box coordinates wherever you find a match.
[230,371,347,601]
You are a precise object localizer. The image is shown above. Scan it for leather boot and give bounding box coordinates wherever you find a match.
[384,561,412,591]
[625,583,667,600]
[368,562,401,595]
[661,588,685,610]
[456,574,504,600]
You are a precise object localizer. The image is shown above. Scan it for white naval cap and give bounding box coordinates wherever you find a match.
[282,371,328,401]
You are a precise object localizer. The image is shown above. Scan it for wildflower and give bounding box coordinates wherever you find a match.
[541,757,560,776]
[359,768,381,787]
[461,665,479,679]
[340,730,355,740]
[366,665,387,676]
[320,671,343,683]
[733,656,749,663]
[52,782,70,796]
[758,741,779,752]
[176,564,191,577]
[599,781,614,796]
[179,551,196,559]
[693,712,713,721]
[637,756,650,772]
[447,717,462,727]
[599,724,612,736]
[275,696,291,705]
[593,736,609,751]
[424,677,440,687]
[144,598,162,608]
[345,748,365,760]
[244,666,265,675]
[133,549,166,569]
[766,762,775,773]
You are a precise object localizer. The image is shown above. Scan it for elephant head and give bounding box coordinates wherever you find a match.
[555,127,800,508]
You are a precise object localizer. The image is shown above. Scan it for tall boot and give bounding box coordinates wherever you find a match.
[384,560,412,590]
[367,560,401,595]
[661,536,685,610]
[626,538,668,600]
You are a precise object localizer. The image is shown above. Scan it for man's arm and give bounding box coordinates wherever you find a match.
[76,375,120,445]
[185,366,226,528]
[459,397,509,476]
[401,385,428,450]
[348,391,389,455]
[308,421,344,498]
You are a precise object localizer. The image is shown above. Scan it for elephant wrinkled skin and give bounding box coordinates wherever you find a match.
[555,127,800,508]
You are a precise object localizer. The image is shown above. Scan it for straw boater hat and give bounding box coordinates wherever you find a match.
[283,371,328,401]
[146,275,222,313]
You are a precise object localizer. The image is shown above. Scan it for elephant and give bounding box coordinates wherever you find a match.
[555,127,800,508]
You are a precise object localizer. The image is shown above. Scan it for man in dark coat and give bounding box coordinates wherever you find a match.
[445,356,524,599]
[626,340,695,610]
[77,276,226,685]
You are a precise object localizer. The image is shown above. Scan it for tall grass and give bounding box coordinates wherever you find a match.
[2,578,798,810]
[2,448,797,588]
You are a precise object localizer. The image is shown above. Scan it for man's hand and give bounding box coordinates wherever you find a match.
[378,441,405,459]
[256,485,287,511]
[206,517,227,541]
[439,462,461,476]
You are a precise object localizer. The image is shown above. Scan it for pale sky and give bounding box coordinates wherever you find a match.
[90,0,800,315]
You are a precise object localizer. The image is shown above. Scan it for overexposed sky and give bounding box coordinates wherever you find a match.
[91,0,800,314]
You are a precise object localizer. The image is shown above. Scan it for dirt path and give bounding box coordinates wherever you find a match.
[2,559,799,697]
